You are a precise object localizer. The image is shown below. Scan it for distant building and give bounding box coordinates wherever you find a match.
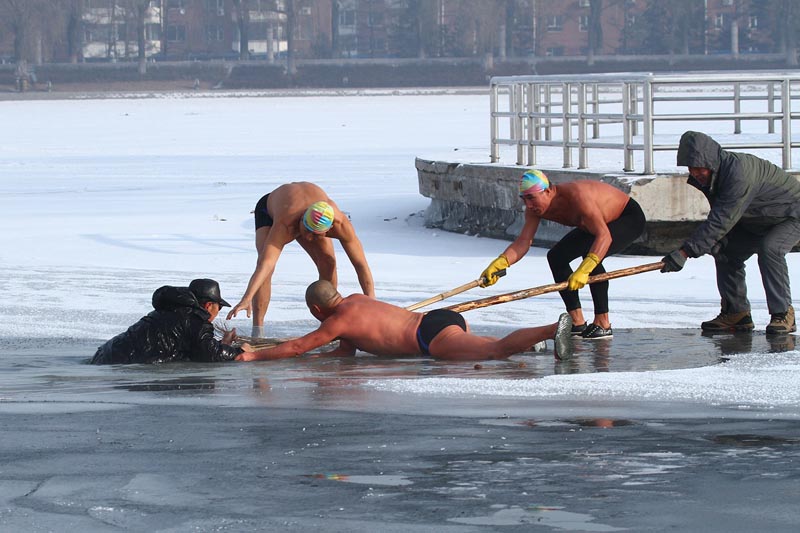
[0,0,791,64]
[83,0,164,61]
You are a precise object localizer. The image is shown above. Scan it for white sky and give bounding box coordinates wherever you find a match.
[0,90,797,413]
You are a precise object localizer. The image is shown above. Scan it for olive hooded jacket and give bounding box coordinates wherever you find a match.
[677,131,800,258]
[91,285,241,364]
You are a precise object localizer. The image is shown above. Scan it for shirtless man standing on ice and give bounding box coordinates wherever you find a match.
[478,170,646,339]
[227,182,375,336]
[236,280,574,362]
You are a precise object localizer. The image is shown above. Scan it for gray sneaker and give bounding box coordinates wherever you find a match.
[554,313,574,361]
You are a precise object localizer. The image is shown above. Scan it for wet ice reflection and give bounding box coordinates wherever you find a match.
[449,505,626,530]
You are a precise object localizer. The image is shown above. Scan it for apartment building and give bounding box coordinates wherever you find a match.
[0,0,790,64]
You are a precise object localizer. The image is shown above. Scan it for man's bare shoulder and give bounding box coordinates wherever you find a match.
[271,182,334,216]
[558,181,626,203]
[324,295,386,335]
[338,293,381,310]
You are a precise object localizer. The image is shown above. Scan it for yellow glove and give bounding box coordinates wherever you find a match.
[480,254,509,287]
[567,253,600,290]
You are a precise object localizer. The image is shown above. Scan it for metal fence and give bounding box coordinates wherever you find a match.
[489,71,800,174]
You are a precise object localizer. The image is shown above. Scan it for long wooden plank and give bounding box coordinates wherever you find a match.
[444,262,664,313]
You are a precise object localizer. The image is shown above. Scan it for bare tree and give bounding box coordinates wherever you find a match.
[586,0,602,65]
[417,0,444,57]
[0,0,57,63]
[232,0,249,60]
[331,0,340,57]
[781,0,798,65]
[132,0,151,74]
[634,0,703,56]
[280,0,315,74]
[451,0,505,59]
[286,0,297,74]
[62,0,84,63]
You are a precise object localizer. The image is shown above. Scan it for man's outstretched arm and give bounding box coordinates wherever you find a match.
[339,222,375,297]
[236,323,340,361]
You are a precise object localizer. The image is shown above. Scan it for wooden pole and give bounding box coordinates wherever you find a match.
[405,269,506,311]
[233,335,292,350]
[444,262,664,313]
[405,279,481,311]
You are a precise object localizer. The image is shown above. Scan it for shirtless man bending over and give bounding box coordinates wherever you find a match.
[236,280,573,362]
[479,170,646,339]
[228,182,375,337]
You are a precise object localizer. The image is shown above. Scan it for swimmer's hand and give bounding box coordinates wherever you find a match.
[235,350,257,362]
[221,327,238,345]
[227,299,252,320]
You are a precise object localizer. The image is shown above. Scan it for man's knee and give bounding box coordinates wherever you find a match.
[546,247,567,269]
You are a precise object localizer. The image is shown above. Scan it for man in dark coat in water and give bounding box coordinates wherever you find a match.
[661,131,800,334]
[91,279,253,364]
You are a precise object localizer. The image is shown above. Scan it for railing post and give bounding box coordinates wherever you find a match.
[631,83,639,138]
[734,82,741,134]
[490,82,499,163]
[578,82,588,169]
[507,83,515,146]
[562,83,572,168]
[514,83,524,165]
[782,78,792,169]
[768,82,776,134]
[527,82,536,166]
[592,82,600,139]
[622,81,634,172]
[643,79,654,174]
[544,84,552,141]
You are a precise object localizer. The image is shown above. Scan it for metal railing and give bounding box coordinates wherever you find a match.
[489,71,800,174]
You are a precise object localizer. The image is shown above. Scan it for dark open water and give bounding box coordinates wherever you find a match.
[1,329,799,531]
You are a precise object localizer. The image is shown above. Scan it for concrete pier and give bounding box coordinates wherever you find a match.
[416,158,715,254]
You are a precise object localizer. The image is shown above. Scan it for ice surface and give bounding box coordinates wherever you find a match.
[0,90,798,413]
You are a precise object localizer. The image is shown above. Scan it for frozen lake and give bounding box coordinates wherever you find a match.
[1,91,799,530]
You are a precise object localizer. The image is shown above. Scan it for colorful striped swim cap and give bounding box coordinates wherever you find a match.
[302,201,335,234]
[519,169,550,195]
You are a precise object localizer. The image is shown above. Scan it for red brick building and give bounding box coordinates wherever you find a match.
[0,0,793,63]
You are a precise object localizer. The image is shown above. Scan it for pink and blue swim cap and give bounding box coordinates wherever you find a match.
[303,201,335,234]
[519,169,550,195]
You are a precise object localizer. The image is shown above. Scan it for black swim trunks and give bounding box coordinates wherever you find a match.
[416,309,467,356]
[254,193,273,230]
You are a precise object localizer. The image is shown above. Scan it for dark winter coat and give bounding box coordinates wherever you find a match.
[91,285,242,365]
[677,131,800,258]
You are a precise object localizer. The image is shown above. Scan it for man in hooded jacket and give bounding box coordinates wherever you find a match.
[661,131,800,334]
[91,279,253,364]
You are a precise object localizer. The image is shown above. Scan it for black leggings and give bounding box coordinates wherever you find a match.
[546,198,646,315]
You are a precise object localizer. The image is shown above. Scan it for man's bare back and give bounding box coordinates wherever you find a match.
[321,295,423,356]
[537,181,630,231]
[266,182,348,241]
